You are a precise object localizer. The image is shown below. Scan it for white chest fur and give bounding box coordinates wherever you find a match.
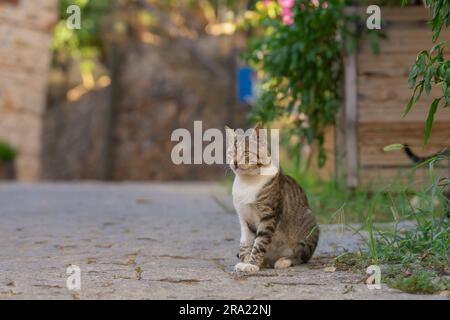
[232,166,278,225]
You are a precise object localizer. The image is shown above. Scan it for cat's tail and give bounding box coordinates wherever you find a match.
[403,144,426,163]
[404,144,449,164]
[403,144,428,164]
[296,225,320,263]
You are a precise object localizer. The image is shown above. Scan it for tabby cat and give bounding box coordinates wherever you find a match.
[226,126,319,273]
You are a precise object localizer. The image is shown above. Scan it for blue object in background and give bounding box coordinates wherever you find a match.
[237,66,255,104]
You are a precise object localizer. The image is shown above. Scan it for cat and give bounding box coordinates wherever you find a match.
[226,126,319,273]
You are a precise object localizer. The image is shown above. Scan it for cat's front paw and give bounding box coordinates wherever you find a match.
[234,262,260,273]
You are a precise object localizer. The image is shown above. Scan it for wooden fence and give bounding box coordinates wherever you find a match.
[337,7,450,188]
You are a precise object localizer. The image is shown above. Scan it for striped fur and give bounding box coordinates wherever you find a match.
[252,173,319,267]
[227,127,319,272]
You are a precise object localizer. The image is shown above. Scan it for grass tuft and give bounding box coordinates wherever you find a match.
[385,270,449,294]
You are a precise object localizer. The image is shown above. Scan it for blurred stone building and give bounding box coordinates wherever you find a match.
[0,0,58,181]
[1,1,247,181]
[43,34,246,181]
[41,2,248,181]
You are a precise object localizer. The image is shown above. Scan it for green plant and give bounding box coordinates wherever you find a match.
[52,0,113,86]
[405,42,450,144]
[403,0,450,144]
[242,0,378,167]
[386,270,449,294]
[357,1,450,294]
[328,149,449,294]
[284,160,424,224]
[350,167,449,293]
[0,141,16,163]
[52,0,253,89]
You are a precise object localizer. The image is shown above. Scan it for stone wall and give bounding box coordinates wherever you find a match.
[42,88,110,180]
[112,36,246,180]
[42,34,247,180]
[0,0,58,180]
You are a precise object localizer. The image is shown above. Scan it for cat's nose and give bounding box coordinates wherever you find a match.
[233,160,238,167]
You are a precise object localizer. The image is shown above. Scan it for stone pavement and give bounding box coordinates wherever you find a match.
[0,183,446,300]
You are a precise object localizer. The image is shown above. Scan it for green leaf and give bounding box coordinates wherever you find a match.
[404,82,424,117]
[408,65,419,88]
[404,95,415,117]
[383,144,405,152]
[430,41,445,54]
[415,82,425,103]
[424,67,433,95]
[424,98,441,145]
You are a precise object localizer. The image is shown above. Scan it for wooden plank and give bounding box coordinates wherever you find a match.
[345,51,359,188]
[352,6,450,188]
[358,102,450,123]
[360,41,443,54]
[360,145,449,166]
[358,122,450,144]
[359,166,449,190]
[334,109,347,186]
[358,28,450,54]
[381,7,432,22]
[358,122,450,167]
[358,77,443,103]
[376,27,450,41]
[353,6,431,22]
[358,52,421,77]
